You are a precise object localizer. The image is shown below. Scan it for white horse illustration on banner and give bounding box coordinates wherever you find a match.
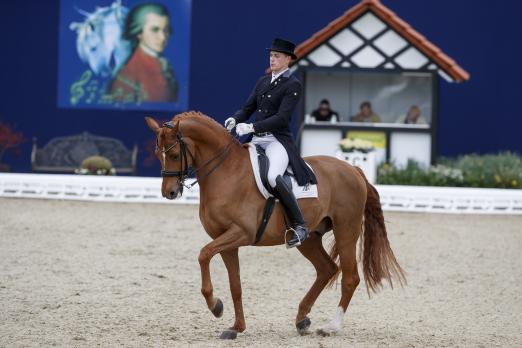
[70,0,131,76]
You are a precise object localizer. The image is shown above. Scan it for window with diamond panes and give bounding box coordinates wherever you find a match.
[300,11,447,80]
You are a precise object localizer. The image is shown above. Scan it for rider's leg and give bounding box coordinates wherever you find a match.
[251,135,270,150]
[273,175,309,248]
[265,139,289,188]
[265,140,309,248]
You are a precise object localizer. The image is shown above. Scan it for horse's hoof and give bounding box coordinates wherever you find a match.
[219,329,237,340]
[211,298,223,318]
[296,317,311,335]
[316,327,337,337]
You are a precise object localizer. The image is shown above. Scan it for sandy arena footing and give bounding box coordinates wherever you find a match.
[0,198,521,347]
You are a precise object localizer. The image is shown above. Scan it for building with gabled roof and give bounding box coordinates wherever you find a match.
[292,0,469,82]
[293,0,469,168]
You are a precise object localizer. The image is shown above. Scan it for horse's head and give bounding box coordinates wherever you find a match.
[145,117,195,200]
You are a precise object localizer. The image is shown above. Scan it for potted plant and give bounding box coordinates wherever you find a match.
[337,137,377,183]
[75,155,116,175]
[0,121,25,172]
[339,137,375,153]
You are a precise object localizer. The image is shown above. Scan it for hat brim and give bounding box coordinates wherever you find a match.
[266,48,297,60]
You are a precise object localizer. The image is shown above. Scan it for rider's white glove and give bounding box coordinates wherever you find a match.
[236,123,255,136]
[224,117,236,131]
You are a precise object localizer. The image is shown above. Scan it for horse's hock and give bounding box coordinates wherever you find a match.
[31,132,137,175]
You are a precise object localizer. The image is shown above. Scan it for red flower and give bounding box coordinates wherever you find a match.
[0,121,25,160]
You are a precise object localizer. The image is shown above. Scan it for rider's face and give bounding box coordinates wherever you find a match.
[139,13,170,54]
[269,51,291,74]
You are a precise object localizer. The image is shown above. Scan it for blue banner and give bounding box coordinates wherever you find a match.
[57,0,191,111]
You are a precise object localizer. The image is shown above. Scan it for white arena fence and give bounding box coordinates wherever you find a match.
[1,173,522,214]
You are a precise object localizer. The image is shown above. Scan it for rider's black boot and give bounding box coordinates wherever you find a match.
[274,175,309,248]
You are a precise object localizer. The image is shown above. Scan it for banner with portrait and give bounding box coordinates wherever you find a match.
[57,0,191,111]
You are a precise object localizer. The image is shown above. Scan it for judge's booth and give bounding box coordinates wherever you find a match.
[291,0,469,180]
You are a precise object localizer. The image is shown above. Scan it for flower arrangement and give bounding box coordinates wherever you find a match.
[75,155,116,175]
[339,137,374,153]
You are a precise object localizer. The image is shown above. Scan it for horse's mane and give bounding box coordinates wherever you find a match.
[173,111,241,145]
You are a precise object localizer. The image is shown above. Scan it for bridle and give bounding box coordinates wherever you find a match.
[157,121,234,196]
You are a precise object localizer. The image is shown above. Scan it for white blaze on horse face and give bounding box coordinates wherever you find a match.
[162,148,166,171]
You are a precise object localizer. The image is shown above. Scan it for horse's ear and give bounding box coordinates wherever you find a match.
[145,117,160,134]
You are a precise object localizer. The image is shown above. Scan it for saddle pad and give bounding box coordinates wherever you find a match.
[247,143,318,200]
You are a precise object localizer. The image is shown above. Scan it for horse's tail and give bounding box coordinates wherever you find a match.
[359,172,406,294]
[326,168,406,294]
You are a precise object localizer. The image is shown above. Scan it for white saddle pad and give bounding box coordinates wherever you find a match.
[247,143,318,200]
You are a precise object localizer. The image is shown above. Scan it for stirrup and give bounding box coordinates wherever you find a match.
[284,227,303,249]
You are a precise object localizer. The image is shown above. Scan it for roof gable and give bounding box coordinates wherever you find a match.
[292,0,469,82]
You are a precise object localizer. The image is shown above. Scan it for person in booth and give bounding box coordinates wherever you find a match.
[310,99,339,122]
[395,105,428,124]
[350,101,381,123]
[224,38,317,249]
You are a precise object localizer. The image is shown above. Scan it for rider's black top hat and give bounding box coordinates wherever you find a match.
[266,38,297,59]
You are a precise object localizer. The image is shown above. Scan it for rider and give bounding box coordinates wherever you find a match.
[225,38,317,248]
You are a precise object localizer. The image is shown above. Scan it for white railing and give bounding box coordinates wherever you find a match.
[1,173,522,214]
[378,185,522,214]
[0,173,198,204]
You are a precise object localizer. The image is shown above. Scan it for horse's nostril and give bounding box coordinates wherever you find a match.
[170,191,176,198]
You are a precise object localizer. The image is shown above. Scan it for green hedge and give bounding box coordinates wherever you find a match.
[377,152,522,189]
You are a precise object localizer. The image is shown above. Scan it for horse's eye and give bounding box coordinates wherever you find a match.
[170,153,180,160]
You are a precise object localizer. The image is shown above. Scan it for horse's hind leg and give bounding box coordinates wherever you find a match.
[317,221,361,336]
[295,233,338,335]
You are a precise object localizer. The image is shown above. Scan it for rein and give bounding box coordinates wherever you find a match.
[157,121,234,195]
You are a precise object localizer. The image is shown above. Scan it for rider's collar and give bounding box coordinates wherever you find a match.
[271,68,289,82]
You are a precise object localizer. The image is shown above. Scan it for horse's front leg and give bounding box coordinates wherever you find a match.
[198,225,251,339]
[218,249,244,339]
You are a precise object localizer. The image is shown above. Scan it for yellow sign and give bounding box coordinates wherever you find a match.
[345,131,386,149]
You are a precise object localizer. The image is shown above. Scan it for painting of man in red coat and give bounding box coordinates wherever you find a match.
[109,3,178,103]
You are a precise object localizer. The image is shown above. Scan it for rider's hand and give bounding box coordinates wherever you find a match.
[224,117,236,131]
[236,123,255,136]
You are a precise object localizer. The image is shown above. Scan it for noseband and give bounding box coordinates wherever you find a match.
[157,121,233,195]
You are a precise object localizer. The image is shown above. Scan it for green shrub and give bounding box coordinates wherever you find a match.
[444,152,522,189]
[377,152,522,189]
[377,160,464,187]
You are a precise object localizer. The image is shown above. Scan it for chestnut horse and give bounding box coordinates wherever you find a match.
[145,111,405,339]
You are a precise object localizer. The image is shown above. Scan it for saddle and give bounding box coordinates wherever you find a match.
[248,144,318,200]
[250,144,318,245]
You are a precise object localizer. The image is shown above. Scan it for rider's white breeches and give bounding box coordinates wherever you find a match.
[252,134,289,188]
